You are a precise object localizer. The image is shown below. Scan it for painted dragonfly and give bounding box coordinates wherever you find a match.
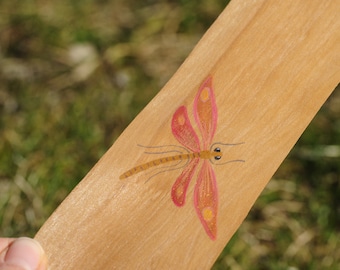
[120,76,244,240]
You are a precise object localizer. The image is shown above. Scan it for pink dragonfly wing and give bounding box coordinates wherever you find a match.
[194,159,218,240]
[193,76,217,149]
[171,157,200,206]
[171,105,200,152]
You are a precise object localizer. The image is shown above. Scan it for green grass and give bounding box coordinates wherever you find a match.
[0,1,339,269]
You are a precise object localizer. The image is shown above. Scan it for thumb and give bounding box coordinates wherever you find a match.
[1,238,47,270]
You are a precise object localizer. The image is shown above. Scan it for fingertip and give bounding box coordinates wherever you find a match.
[4,237,47,270]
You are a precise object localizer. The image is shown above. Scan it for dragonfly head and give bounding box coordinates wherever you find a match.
[209,141,245,165]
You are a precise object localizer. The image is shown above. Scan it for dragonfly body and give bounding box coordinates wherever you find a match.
[119,149,222,179]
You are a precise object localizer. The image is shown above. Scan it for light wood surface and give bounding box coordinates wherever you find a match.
[35,0,339,269]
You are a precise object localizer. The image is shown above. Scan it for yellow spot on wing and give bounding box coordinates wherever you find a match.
[176,185,184,197]
[202,207,214,222]
[177,114,185,126]
[200,87,210,102]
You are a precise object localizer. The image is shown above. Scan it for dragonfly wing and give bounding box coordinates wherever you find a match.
[171,158,199,207]
[172,105,200,152]
[194,160,218,240]
[193,76,217,149]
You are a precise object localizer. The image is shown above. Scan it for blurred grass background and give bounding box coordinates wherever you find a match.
[0,0,339,269]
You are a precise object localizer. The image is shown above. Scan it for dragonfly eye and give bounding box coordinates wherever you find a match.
[213,147,222,160]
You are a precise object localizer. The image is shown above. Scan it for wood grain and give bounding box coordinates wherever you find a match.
[35,0,340,269]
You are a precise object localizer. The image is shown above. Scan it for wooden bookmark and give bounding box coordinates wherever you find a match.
[35,0,339,269]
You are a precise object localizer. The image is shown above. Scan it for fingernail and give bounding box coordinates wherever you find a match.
[5,237,45,270]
